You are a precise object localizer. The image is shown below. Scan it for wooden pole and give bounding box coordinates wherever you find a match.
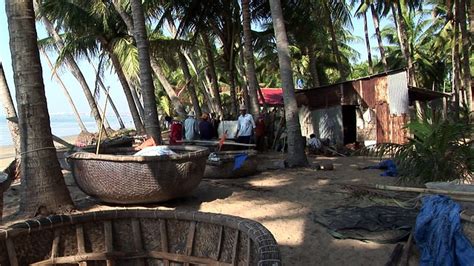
[96,91,110,154]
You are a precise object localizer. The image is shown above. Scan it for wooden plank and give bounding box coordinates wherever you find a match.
[215,226,224,261]
[5,238,19,266]
[131,219,145,266]
[160,220,170,266]
[50,231,60,260]
[231,230,240,266]
[184,221,197,266]
[76,225,87,266]
[104,221,114,266]
[31,251,233,266]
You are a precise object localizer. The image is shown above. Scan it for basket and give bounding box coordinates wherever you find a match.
[204,150,258,179]
[68,146,210,204]
[0,209,282,265]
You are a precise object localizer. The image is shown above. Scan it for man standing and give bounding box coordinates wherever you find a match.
[184,111,199,140]
[236,105,256,144]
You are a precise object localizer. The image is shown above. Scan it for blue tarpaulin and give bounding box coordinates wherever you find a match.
[365,159,398,177]
[414,195,474,266]
[233,154,248,170]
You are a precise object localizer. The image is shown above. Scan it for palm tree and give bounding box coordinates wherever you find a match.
[352,0,373,74]
[269,0,308,167]
[370,2,388,71]
[40,15,108,131]
[241,0,261,117]
[130,0,162,142]
[457,0,472,111]
[0,62,20,156]
[41,49,89,133]
[5,0,74,215]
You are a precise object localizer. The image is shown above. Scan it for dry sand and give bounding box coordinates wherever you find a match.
[1,146,401,265]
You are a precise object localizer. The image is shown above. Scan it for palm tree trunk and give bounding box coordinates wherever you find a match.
[363,11,373,74]
[87,57,126,129]
[458,0,472,111]
[130,0,162,142]
[201,34,224,117]
[41,49,88,133]
[178,51,202,117]
[370,3,388,71]
[392,1,415,86]
[452,15,461,111]
[269,0,308,167]
[41,16,104,131]
[323,2,347,81]
[6,0,74,215]
[362,11,374,74]
[149,58,187,117]
[131,84,145,118]
[307,46,320,87]
[107,48,145,133]
[238,47,251,110]
[0,62,20,156]
[241,0,260,117]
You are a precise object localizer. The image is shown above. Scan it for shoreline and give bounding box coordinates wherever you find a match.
[0,135,78,169]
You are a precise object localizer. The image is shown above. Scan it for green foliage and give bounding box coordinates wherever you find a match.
[366,108,473,184]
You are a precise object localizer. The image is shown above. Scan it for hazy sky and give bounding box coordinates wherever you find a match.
[0,3,386,117]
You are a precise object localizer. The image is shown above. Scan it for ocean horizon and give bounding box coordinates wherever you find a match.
[0,113,135,146]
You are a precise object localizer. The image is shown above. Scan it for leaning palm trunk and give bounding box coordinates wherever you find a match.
[106,46,145,134]
[242,0,260,117]
[150,58,186,117]
[201,34,224,117]
[269,0,308,167]
[41,16,105,131]
[178,51,202,117]
[324,2,346,81]
[87,56,126,129]
[307,46,320,87]
[458,0,472,111]
[370,4,388,71]
[392,1,416,86]
[363,11,373,74]
[41,49,88,133]
[6,0,74,215]
[452,8,462,112]
[130,0,162,142]
[0,62,20,156]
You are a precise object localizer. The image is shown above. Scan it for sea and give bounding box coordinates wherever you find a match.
[0,113,135,146]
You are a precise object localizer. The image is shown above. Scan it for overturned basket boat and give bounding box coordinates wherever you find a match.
[204,150,258,179]
[68,146,209,204]
[0,209,282,265]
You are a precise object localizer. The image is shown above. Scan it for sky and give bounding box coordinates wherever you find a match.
[0,3,388,117]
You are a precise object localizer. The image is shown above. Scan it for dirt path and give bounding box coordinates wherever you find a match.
[2,153,400,265]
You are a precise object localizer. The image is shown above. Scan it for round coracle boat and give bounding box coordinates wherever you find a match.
[68,145,209,204]
[0,209,282,265]
[204,150,258,179]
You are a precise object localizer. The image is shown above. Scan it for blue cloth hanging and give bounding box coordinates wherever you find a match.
[233,153,248,170]
[414,195,474,266]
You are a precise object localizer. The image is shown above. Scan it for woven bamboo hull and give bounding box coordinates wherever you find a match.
[0,209,282,265]
[204,151,258,179]
[68,146,209,204]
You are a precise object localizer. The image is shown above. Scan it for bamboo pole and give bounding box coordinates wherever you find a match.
[96,91,110,154]
[374,184,474,197]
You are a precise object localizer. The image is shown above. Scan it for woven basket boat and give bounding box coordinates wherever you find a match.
[68,146,209,204]
[204,150,258,179]
[0,209,282,265]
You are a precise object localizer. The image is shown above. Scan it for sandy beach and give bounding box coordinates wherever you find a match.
[0,135,78,169]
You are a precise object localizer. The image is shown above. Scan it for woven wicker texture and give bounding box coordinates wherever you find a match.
[204,150,258,179]
[68,146,209,204]
[0,209,282,265]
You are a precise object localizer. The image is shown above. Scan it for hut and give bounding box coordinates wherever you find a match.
[296,69,448,146]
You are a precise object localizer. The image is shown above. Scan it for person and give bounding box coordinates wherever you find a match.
[307,133,322,154]
[255,114,266,151]
[183,111,199,140]
[164,115,172,129]
[235,105,255,144]
[199,113,214,140]
[169,117,183,145]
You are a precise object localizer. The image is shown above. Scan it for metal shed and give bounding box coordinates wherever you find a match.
[296,69,448,145]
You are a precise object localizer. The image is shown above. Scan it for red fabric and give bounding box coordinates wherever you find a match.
[170,122,183,145]
[258,88,283,106]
